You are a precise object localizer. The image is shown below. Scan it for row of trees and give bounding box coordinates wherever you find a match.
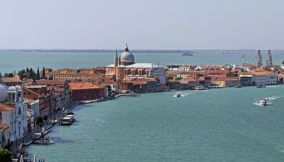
[0,67,46,80]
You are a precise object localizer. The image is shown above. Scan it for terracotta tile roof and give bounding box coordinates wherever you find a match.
[36,80,66,86]
[69,82,103,90]
[185,77,198,81]
[242,63,256,67]
[0,124,9,130]
[211,76,226,81]
[24,88,40,96]
[1,77,22,83]
[0,103,15,111]
[249,70,275,75]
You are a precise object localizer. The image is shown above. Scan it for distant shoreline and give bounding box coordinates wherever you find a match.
[1,49,284,54]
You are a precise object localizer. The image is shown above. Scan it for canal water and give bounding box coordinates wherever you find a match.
[28,86,284,162]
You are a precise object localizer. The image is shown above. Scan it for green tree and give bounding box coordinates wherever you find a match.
[17,69,27,79]
[42,67,46,79]
[36,68,40,80]
[0,148,12,162]
[4,73,14,77]
[175,77,183,80]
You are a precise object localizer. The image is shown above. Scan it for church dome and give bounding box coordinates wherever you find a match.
[0,84,7,102]
[120,46,135,64]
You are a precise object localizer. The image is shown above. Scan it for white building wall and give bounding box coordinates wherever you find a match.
[149,67,166,85]
[253,74,278,86]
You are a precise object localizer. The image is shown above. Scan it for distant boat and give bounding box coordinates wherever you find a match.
[175,93,182,98]
[257,98,268,106]
[61,113,76,125]
[34,137,54,145]
[181,53,194,56]
[195,85,207,90]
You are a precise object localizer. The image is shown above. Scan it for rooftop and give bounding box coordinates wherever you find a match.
[1,77,22,83]
[0,103,15,111]
[69,82,103,90]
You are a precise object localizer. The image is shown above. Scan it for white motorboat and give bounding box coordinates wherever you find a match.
[257,98,267,106]
[195,85,208,90]
[34,137,54,145]
[61,113,75,125]
[176,93,181,98]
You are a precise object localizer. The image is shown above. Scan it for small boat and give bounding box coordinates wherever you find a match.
[61,114,75,125]
[257,98,267,106]
[34,137,54,145]
[182,53,194,56]
[195,85,208,90]
[176,93,181,98]
[235,85,242,88]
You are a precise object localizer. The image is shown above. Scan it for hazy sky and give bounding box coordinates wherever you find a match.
[0,0,283,50]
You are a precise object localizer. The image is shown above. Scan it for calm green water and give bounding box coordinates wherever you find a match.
[1,50,284,73]
[28,86,284,162]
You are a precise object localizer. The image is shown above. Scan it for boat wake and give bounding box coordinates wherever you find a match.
[253,102,272,107]
[173,91,195,98]
[252,95,282,107]
[266,96,282,100]
[266,85,281,88]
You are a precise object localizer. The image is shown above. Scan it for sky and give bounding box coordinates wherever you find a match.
[0,0,283,50]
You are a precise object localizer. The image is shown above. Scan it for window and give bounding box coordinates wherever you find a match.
[18,107,21,115]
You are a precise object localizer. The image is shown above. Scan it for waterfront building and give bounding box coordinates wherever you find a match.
[225,77,241,87]
[68,82,105,101]
[210,77,226,88]
[106,45,166,90]
[120,77,159,92]
[249,70,278,86]
[45,68,106,81]
[35,80,71,113]
[1,76,22,86]
[210,77,240,88]
[239,74,253,86]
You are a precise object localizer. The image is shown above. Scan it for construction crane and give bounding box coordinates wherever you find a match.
[268,50,273,67]
[241,54,247,64]
[257,50,263,67]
